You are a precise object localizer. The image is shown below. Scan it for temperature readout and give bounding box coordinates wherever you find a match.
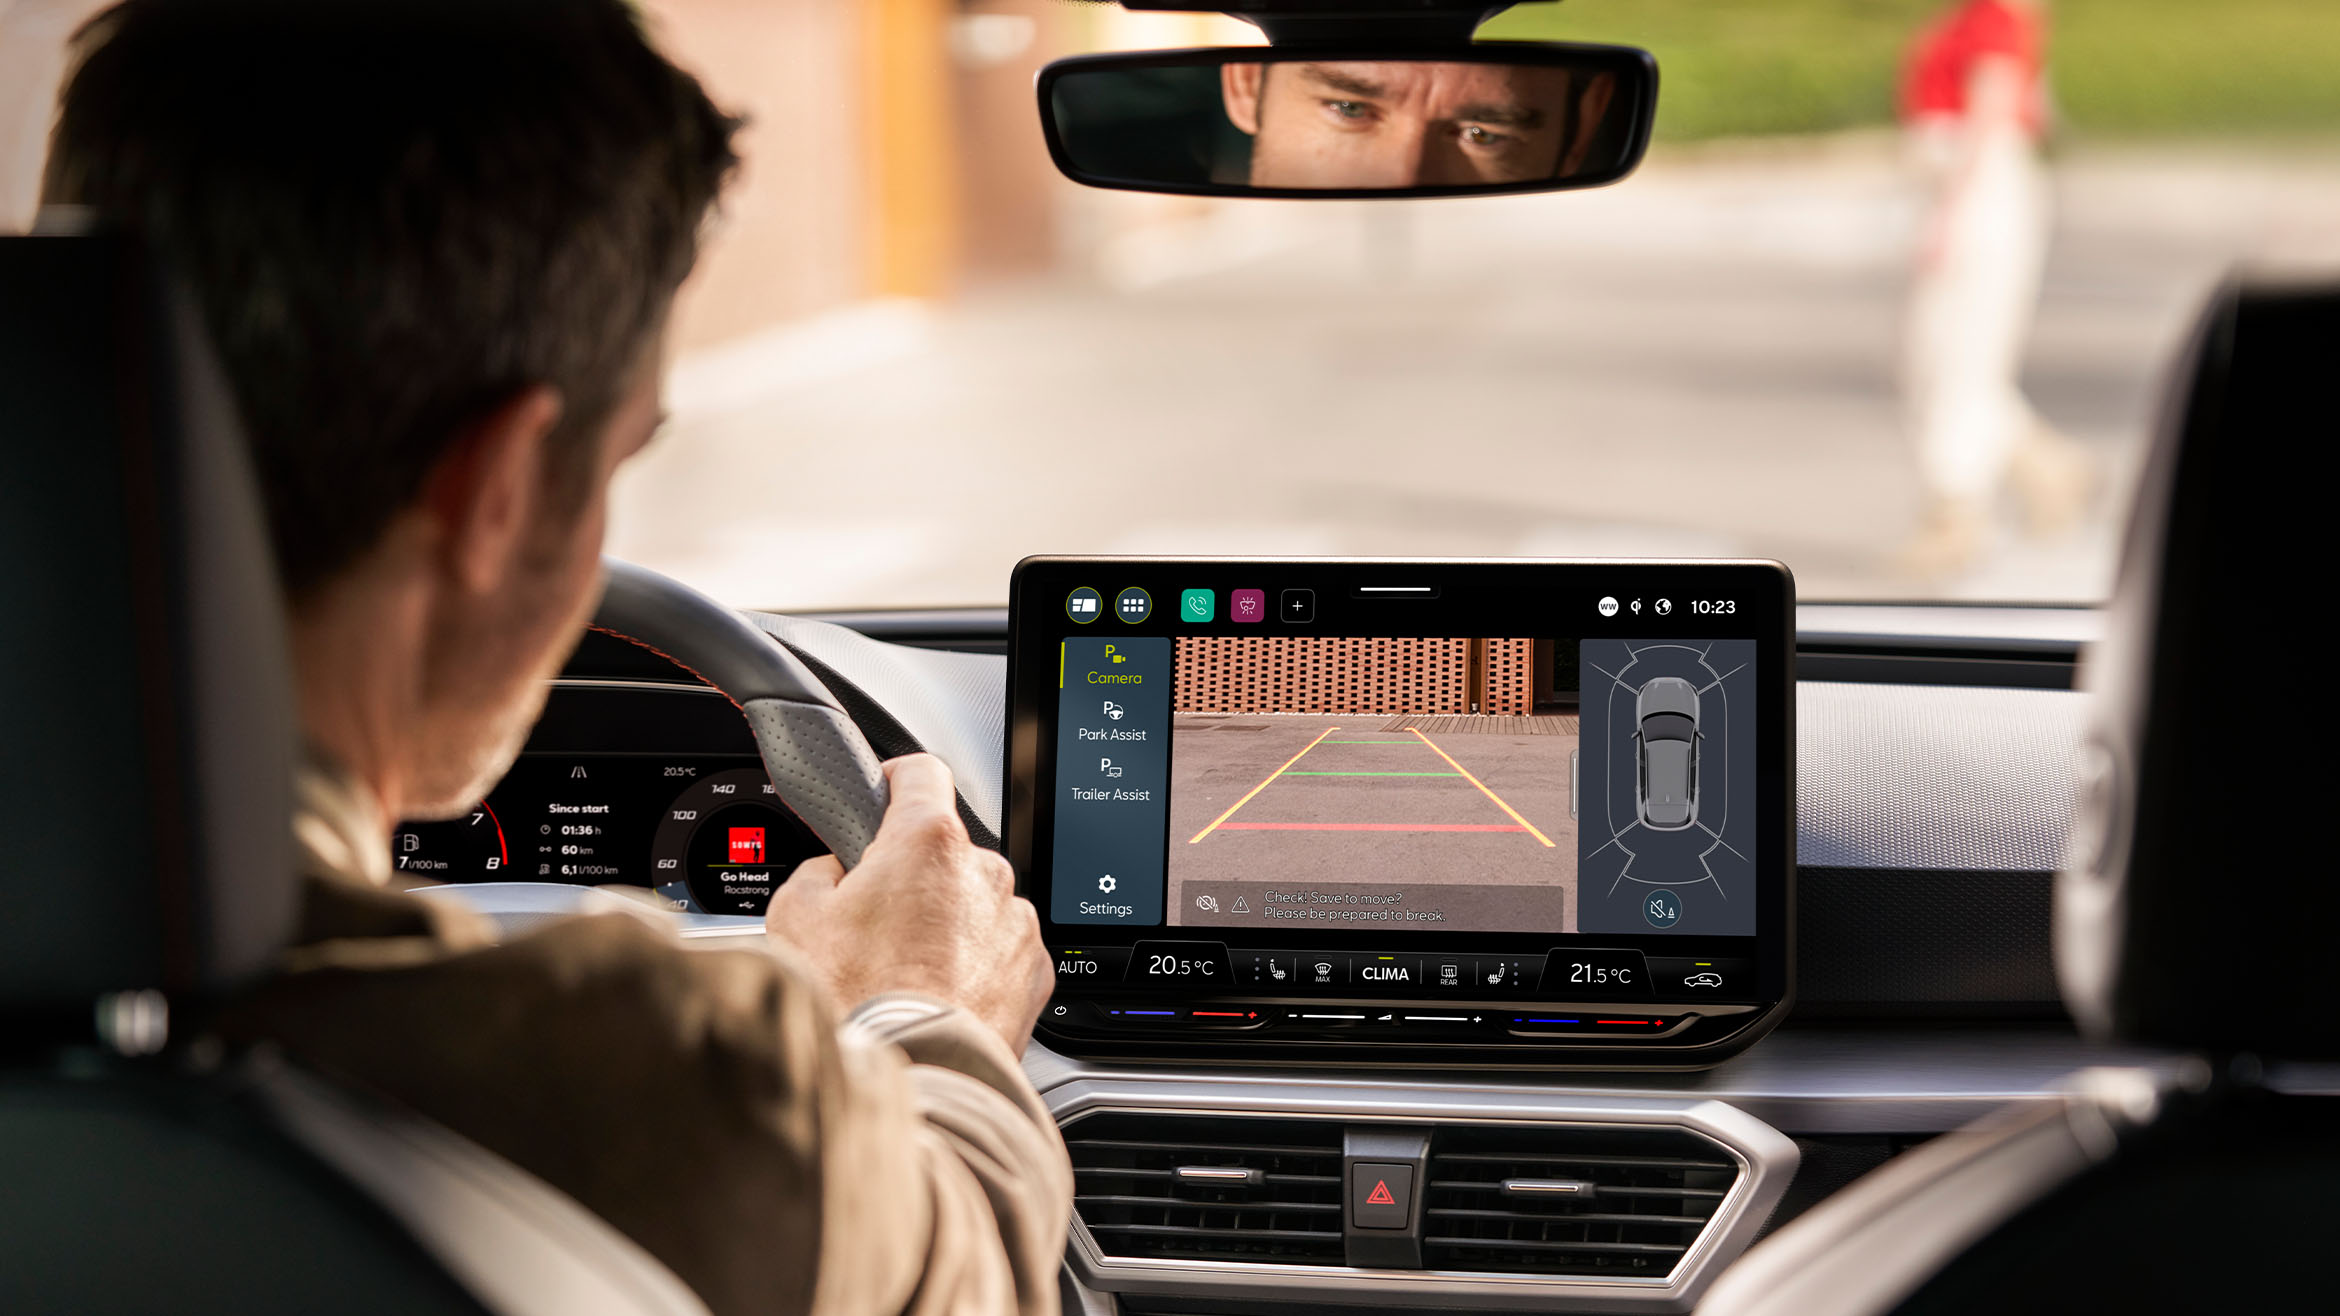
[1547,948,1651,993]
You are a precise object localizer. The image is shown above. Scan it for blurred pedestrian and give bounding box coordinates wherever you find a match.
[1897,0,2093,575]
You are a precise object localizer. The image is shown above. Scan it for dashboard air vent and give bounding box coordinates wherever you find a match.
[1066,1113,1345,1265]
[1421,1125,1739,1277]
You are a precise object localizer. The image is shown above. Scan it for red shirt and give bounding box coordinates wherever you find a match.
[1900,0,2046,136]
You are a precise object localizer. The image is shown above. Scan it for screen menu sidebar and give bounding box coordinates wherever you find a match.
[1050,635,1170,926]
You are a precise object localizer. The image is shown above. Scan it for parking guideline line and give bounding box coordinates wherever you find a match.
[1285,771,1460,777]
[1406,727,1557,848]
[1218,822,1527,833]
[1187,725,1340,844]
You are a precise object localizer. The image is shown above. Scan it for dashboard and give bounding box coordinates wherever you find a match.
[405,604,2339,1314]
[413,606,2100,1034]
[411,606,2092,1021]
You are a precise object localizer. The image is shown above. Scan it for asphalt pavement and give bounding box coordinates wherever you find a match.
[608,137,2340,609]
[1167,714,1579,935]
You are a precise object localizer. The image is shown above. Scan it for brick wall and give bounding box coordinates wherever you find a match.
[1174,637,1534,715]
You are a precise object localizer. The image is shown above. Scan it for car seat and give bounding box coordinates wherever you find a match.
[0,231,707,1316]
[1696,279,2340,1315]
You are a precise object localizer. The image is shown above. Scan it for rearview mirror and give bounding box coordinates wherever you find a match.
[1039,43,1657,199]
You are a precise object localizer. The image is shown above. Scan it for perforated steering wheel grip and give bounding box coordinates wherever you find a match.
[590,559,890,868]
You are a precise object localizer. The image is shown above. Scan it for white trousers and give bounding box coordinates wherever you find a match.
[1902,122,2052,503]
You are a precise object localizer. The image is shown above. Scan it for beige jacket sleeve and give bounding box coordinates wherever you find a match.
[223,895,1073,1316]
[815,995,1074,1316]
[216,762,1073,1316]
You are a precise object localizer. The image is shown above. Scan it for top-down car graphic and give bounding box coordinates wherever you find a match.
[1636,675,1701,830]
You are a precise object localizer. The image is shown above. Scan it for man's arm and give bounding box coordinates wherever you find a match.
[219,886,1070,1316]
[768,754,1069,1315]
[811,994,1071,1316]
[221,754,1068,1316]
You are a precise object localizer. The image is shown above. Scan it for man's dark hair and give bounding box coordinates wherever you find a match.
[43,0,740,599]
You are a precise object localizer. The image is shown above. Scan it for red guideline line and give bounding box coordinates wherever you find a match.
[1215,822,1527,833]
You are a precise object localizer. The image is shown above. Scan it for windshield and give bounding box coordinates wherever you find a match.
[1640,712,1697,744]
[11,2,2331,612]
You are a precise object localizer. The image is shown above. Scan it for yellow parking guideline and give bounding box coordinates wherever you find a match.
[1059,641,1065,689]
[1188,725,1340,844]
[1406,728,1556,848]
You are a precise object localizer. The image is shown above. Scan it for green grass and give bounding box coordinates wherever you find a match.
[1481,0,2340,140]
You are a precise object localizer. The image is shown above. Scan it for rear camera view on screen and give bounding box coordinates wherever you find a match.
[1168,636,1580,934]
[1045,629,1760,935]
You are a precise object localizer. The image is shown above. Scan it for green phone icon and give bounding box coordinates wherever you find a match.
[1181,588,1214,622]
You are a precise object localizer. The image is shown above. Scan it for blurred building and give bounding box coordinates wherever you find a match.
[641,0,1248,356]
[0,0,1249,350]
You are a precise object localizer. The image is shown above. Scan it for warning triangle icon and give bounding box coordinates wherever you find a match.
[1365,1179,1396,1206]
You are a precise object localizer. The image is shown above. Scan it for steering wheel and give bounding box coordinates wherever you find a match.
[413,559,891,938]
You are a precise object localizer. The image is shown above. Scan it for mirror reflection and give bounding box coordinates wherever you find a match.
[1047,51,1650,196]
[1227,60,1614,188]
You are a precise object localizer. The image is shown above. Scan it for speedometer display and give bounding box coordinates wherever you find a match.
[391,754,826,915]
[650,768,806,915]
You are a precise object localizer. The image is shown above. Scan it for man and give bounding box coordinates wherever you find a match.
[41,2,1067,1313]
[1220,59,1615,189]
[1896,0,2094,574]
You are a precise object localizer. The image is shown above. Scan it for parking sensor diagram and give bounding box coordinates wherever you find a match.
[1576,639,1757,936]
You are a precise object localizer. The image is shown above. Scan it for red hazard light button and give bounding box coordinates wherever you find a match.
[1351,1162,1413,1230]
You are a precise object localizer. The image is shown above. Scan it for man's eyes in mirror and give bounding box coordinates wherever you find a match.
[1458,123,1525,151]
[1320,98,1381,126]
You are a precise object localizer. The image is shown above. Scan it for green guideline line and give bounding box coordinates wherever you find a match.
[1286,771,1462,777]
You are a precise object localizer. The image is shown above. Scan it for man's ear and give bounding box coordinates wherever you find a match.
[420,384,565,596]
[1222,61,1264,135]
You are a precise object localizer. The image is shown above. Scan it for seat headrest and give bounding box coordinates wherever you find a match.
[2058,278,2340,1058]
[0,233,296,1025]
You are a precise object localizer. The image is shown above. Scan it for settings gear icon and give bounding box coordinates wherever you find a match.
[1096,875,1118,893]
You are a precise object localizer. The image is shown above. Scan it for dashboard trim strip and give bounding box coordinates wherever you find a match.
[1022,1031,2340,1136]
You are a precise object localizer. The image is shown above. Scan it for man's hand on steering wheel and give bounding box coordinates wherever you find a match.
[765,754,1054,1053]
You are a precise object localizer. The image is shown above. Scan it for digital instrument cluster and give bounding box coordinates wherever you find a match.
[393,753,823,915]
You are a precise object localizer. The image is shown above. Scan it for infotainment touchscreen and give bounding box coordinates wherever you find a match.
[1006,558,1794,1062]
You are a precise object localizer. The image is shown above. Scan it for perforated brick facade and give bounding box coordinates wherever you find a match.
[1174,637,1535,715]
[1483,637,1533,715]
